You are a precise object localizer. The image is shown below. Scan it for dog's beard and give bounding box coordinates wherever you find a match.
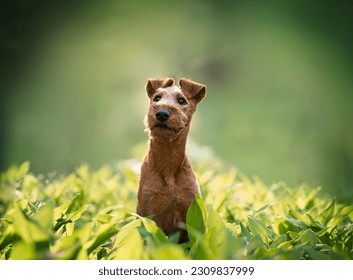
[147,123,185,142]
[145,118,187,142]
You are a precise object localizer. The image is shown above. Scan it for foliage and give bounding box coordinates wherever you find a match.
[0,160,352,260]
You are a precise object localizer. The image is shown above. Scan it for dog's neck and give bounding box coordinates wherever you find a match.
[147,126,190,176]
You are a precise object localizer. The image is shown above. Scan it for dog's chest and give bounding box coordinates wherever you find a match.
[148,175,194,217]
[163,175,182,196]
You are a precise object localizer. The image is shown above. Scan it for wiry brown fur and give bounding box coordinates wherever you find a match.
[137,77,206,242]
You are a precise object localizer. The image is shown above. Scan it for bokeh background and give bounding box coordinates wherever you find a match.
[1,0,352,199]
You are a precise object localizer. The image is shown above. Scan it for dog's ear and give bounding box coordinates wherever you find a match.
[146,77,174,98]
[179,78,206,103]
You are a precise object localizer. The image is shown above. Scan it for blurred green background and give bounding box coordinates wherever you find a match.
[1,0,352,199]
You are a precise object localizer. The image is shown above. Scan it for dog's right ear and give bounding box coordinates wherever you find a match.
[146,78,174,98]
[179,78,206,103]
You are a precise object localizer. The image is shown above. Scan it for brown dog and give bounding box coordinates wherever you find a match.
[136,77,206,242]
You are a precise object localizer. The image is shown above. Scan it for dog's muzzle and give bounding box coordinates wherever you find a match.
[156,109,170,122]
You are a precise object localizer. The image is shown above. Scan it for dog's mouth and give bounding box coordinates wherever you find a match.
[150,122,183,134]
[152,123,172,130]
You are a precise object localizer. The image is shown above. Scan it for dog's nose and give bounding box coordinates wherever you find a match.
[156,109,170,122]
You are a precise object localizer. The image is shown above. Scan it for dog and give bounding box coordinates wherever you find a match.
[136,77,206,242]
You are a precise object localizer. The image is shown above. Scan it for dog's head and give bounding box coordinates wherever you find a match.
[145,77,206,141]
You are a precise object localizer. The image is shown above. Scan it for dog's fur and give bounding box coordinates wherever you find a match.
[136,77,206,242]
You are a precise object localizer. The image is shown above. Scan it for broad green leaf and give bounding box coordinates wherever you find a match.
[138,216,168,244]
[239,221,251,240]
[202,227,223,258]
[316,244,332,252]
[223,235,247,259]
[186,194,207,242]
[299,229,317,246]
[306,213,324,229]
[281,216,307,231]
[53,193,81,220]
[93,213,113,224]
[316,227,330,237]
[322,199,336,225]
[65,222,75,236]
[248,216,269,246]
[113,219,141,248]
[149,244,189,260]
[248,234,265,254]
[280,245,306,260]
[67,204,89,221]
[17,161,30,178]
[86,223,118,254]
[10,241,37,260]
[328,205,353,230]
[270,234,287,248]
[188,235,214,260]
[0,225,17,252]
[253,203,274,215]
[36,203,54,231]
[276,240,292,249]
[51,236,82,260]
[13,206,48,244]
[288,231,300,239]
[111,228,143,260]
[304,247,332,260]
[207,207,226,237]
[304,188,321,210]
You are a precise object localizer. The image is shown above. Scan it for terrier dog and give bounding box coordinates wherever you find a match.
[137,77,206,242]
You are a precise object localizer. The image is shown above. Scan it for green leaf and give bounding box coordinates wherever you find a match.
[316,227,330,237]
[207,207,226,236]
[113,219,141,249]
[239,221,251,240]
[67,204,89,221]
[247,216,270,246]
[138,215,168,244]
[299,229,317,246]
[110,227,143,260]
[17,162,30,178]
[276,240,292,249]
[328,205,353,230]
[270,234,287,248]
[288,231,300,239]
[186,194,207,242]
[10,241,37,260]
[322,199,336,225]
[35,203,54,231]
[149,244,189,260]
[188,236,214,260]
[306,213,324,229]
[53,193,81,220]
[51,236,82,260]
[281,216,307,231]
[316,244,332,252]
[13,206,48,244]
[253,203,274,215]
[0,225,17,252]
[248,234,265,254]
[86,223,118,254]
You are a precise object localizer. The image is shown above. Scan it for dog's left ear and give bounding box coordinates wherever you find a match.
[146,77,174,98]
[179,78,206,103]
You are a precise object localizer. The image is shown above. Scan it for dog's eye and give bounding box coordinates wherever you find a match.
[178,97,187,105]
[153,96,161,102]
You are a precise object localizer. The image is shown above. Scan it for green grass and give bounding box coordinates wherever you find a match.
[0,160,352,260]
